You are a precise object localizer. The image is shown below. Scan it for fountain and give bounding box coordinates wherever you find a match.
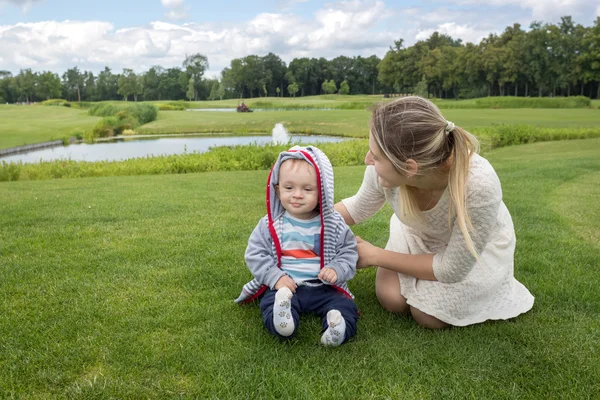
[272,123,291,145]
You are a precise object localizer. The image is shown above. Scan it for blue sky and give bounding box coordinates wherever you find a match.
[1,0,598,77]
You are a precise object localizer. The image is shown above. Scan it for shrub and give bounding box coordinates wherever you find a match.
[159,103,186,111]
[92,116,120,138]
[83,130,96,143]
[0,161,21,181]
[474,96,591,109]
[71,130,85,141]
[41,99,69,106]
[70,101,92,109]
[88,103,157,124]
[122,129,137,136]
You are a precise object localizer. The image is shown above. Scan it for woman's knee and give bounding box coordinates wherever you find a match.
[376,268,408,313]
[410,306,450,330]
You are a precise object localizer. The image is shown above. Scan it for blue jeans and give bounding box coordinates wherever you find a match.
[259,285,359,343]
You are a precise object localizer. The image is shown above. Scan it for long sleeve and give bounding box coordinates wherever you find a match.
[245,218,286,289]
[432,164,503,283]
[325,225,358,284]
[341,166,387,224]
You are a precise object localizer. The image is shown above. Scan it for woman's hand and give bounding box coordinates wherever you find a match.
[356,236,380,269]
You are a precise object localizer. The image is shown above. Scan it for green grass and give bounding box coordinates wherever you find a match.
[0,105,100,149]
[138,108,600,137]
[2,99,600,150]
[1,139,599,398]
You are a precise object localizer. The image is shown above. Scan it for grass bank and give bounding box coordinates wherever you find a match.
[2,99,599,151]
[4,124,600,182]
[157,95,595,110]
[3,124,600,182]
[1,139,598,398]
[138,108,600,137]
[0,104,100,149]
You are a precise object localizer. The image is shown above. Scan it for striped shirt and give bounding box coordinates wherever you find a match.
[278,212,322,285]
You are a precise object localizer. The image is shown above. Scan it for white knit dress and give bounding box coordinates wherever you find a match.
[342,154,534,326]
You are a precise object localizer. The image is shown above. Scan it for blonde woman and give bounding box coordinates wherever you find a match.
[335,96,534,329]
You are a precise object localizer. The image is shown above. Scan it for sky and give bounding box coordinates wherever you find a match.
[1,0,599,78]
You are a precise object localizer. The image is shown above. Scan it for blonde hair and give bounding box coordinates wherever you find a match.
[370,96,480,258]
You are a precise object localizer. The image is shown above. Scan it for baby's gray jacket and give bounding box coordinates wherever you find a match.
[235,146,358,304]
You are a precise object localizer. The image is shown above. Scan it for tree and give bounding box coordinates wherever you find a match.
[83,71,96,101]
[14,69,36,102]
[262,52,287,96]
[321,79,337,94]
[182,53,209,100]
[579,17,600,98]
[186,77,195,101]
[339,80,350,95]
[143,66,162,100]
[0,71,14,103]
[117,69,138,101]
[62,67,84,101]
[527,22,553,96]
[36,71,62,100]
[216,83,225,100]
[288,82,299,97]
[96,67,118,101]
[414,76,428,98]
[135,75,144,102]
[208,81,219,100]
[158,68,186,100]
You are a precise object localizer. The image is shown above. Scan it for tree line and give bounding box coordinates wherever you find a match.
[1,16,599,103]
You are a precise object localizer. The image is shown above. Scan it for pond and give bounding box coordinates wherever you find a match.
[1,134,352,164]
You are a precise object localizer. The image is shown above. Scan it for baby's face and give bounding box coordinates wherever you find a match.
[277,160,319,220]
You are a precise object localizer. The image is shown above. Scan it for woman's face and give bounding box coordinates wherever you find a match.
[365,132,407,188]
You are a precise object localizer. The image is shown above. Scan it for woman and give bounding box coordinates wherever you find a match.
[335,96,534,329]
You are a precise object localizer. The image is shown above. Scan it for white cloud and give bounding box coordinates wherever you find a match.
[0,0,42,13]
[415,22,490,44]
[160,0,189,20]
[0,0,596,77]
[165,10,188,20]
[0,1,400,76]
[161,0,184,7]
[442,0,598,22]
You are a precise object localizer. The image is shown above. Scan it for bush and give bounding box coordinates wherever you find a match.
[159,103,187,111]
[70,101,92,109]
[476,96,591,109]
[92,116,120,138]
[122,129,137,136]
[41,99,69,106]
[0,161,21,181]
[88,103,158,124]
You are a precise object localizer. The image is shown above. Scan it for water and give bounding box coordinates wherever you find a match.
[1,134,350,164]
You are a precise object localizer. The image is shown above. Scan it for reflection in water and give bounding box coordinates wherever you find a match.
[1,135,351,164]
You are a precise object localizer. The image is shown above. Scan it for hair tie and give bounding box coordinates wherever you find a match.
[444,120,455,135]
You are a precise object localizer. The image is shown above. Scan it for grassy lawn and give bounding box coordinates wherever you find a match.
[138,108,600,137]
[1,99,599,150]
[0,105,100,149]
[1,139,599,398]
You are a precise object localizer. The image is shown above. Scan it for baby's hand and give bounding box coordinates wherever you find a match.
[318,267,338,284]
[274,275,297,293]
